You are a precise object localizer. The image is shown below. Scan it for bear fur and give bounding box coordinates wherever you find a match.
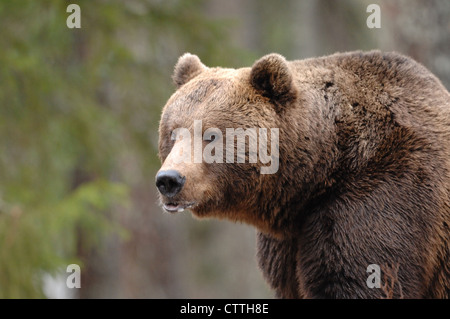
[157,51,450,298]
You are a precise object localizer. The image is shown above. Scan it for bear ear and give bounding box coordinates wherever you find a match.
[173,53,206,88]
[250,53,297,109]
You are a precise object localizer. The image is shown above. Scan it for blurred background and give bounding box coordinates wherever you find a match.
[0,0,448,298]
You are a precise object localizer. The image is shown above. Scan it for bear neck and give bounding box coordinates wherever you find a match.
[258,94,342,238]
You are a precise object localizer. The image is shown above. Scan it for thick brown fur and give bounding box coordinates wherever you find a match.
[157,51,450,298]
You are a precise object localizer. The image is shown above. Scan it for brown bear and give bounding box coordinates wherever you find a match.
[156,51,450,298]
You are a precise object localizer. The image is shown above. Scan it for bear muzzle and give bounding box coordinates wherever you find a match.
[156,169,185,197]
[156,169,196,213]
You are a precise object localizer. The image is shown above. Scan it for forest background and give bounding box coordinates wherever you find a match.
[0,0,448,298]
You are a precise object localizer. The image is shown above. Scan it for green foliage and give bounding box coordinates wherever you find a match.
[0,0,243,297]
[0,180,128,298]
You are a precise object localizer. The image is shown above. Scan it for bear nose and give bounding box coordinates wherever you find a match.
[156,170,185,198]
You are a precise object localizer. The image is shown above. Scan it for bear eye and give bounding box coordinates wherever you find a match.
[205,134,217,144]
[203,133,217,142]
[203,129,222,144]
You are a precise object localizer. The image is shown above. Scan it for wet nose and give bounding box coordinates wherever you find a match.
[155,170,185,198]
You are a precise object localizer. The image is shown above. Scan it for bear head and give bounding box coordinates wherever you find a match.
[156,53,307,235]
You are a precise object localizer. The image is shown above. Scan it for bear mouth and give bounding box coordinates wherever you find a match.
[162,201,196,213]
